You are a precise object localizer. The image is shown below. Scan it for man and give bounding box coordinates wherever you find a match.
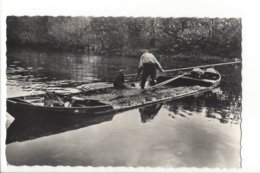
[137,49,165,89]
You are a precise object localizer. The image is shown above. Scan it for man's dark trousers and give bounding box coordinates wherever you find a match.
[141,63,157,89]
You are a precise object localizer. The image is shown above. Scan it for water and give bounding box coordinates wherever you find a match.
[6,47,242,167]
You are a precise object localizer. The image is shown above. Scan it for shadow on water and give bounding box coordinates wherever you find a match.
[6,113,115,144]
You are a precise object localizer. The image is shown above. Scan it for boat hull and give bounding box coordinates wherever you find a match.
[7,99,114,119]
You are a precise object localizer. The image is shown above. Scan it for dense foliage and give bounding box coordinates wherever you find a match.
[7,16,241,58]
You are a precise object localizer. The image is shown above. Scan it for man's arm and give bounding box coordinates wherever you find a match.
[137,56,144,75]
[137,66,143,75]
[153,57,164,72]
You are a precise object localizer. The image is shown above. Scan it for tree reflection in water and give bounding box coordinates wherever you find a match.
[164,90,241,125]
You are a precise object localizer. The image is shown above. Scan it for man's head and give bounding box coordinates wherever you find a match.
[139,49,148,56]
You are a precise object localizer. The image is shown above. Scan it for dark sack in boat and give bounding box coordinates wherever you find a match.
[113,70,126,89]
[190,68,205,79]
[44,91,64,107]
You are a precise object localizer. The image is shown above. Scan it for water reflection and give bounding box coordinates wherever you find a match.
[139,104,163,123]
[6,48,142,97]
[164,91,241,125]
[6,113,115,144]
[7,47,138,83]
[7,103,164,144]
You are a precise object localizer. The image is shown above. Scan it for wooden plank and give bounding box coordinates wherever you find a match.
[163,61,241,73]
[125,61,241,77]
[145,72,190,90]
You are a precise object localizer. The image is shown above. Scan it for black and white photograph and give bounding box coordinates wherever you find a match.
[1,0,260,172]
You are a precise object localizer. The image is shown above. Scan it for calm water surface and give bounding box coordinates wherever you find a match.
[6,48,241,167]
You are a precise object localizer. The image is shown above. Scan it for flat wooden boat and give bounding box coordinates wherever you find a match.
[7,68,221,119]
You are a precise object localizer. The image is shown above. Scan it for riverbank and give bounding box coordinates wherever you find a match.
[7,16,242,60]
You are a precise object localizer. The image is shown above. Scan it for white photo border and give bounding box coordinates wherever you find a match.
[1,0,260,172]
